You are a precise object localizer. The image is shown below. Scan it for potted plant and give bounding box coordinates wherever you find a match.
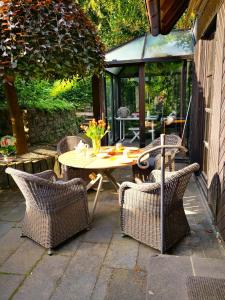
[0,135,16,162]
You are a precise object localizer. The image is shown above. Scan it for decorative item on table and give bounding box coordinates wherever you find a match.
[75,140,89,158]
[0,135,16,162]
[80,119,110,155]
[117,107,130,118]
[131,112,139,118]
[115,143,124,152]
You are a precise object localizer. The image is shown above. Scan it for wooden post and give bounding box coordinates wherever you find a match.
[4,75,28,154]
[92,74,107,145]
[139,63,145,147]
[92,74,102,120]
[180,60,187,135]
[160,133,165,254]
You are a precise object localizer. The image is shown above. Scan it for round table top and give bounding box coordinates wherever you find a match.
[58,146,143,170]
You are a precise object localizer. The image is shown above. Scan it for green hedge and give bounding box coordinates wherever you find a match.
[0,77,92,112]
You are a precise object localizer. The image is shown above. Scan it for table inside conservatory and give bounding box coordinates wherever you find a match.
[58,146,142,191]
[115,116,158,141]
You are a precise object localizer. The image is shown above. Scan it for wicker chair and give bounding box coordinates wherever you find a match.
[57,135,93,183]
[132,134,182,182]
[119,163,200,253]
[5,167,90,255]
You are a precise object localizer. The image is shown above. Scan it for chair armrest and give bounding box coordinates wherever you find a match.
[54,177,86,189]
[35,170,57,181]
[120,181,160,193]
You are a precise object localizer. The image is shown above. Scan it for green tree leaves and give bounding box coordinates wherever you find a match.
[78,0,148,49]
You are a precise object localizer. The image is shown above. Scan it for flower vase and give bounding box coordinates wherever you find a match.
[92,139,101,155]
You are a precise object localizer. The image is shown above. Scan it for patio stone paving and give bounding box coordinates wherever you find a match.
[0,165,224,300]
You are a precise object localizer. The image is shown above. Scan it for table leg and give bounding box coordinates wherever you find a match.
[91,174,103,220]
[120,120,122,140]
[103,169,120,191]
[122,120,125,141]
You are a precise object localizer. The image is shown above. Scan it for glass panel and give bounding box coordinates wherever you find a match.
[116,77,140,144]
[106,67,123,76]
[144,61,187,142]
[144,30,193,59]
[105,75,114,144]
[119,65,139,78]
[105,36,145,62]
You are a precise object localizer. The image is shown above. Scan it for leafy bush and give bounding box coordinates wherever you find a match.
[0,77,93,111]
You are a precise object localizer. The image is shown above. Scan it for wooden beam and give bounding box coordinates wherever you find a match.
[180,61,187,119]
[139,63,145,147]
[92,74,105,120]
[180,60,187,136]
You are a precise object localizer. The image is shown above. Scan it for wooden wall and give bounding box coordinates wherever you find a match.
[191,1,225,240]
[217,2,225,239]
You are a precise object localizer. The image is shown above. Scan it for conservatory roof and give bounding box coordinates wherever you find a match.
[105,30,194,69]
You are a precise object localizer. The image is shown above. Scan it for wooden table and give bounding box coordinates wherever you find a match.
[58,146,142,191]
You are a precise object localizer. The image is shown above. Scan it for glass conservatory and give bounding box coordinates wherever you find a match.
[93,30,194,147]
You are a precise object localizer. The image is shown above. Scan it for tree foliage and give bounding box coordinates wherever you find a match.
[0,0,105,79]
[78,0,148,49]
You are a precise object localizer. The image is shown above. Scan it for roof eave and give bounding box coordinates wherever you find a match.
[145,0,189,36]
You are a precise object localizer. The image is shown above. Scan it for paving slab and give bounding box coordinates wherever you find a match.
[192,256,225,278]
[51,242,108,300]
[13,254,70,300]
[137,244,159,272]
[0,221,13,238]
[91,267,112,300]
[104,233,139,269]
[0,228,24,266]
[0,273,24,300]
[0,203,25,222]
[146,255,192,300]
[55,235,83,257]
[0,239,45,274]
[82,225,113,244]
[105,268,147,300]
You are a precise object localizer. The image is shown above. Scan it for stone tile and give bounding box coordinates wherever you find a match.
[83,225,113,244]
[105,268,147,300]
[0,228,24,265]
[0,239,45,274]
[0,221,13,238]
[192,256,225,278]
[13,255,70,300]
[0,273,24,300]
[146,255,193,300]
[104,234,139,269]
[91,267,112,300]
[0,203,25,222]
[191,245,206,258]
[56,235,82,257]
[51,242,108,300]
[137,244,159,271]
[171,245,193,256]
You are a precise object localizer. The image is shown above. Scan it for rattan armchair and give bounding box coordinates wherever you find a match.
[120,163,200,252]
[6,167,90,255]
[132,134,182,182]
[57,135,92,182]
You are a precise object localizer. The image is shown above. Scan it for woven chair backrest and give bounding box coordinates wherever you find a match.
[5,168,57,210]
[161,163,199,213]
[57,136,89,154]
[144,134,182,158]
